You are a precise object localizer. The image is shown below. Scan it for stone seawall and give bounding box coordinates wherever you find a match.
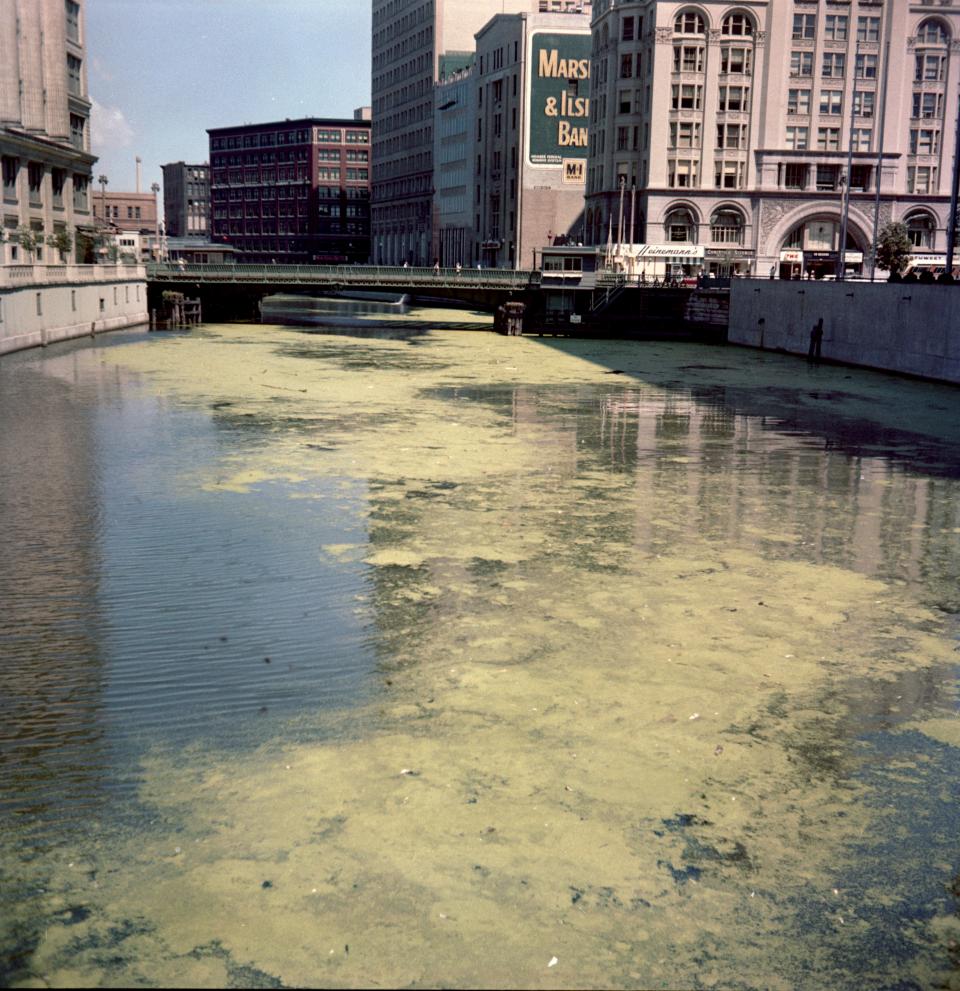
[728,279,960,385]
[0,271,149,356]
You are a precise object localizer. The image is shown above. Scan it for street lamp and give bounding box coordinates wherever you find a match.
[150,181,160,262]
[97,174,109,261]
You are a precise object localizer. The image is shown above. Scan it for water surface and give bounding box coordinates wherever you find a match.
[1,312,959,989]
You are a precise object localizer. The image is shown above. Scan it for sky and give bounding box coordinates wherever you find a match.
[86,0,372,195]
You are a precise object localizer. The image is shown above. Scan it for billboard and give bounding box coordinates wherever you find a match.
[527,31,591,171]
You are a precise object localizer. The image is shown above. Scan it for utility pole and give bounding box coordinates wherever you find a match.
[616,174,626,253]
[946,78,960,279]
[838,41,860,281]
[870,39,891,282]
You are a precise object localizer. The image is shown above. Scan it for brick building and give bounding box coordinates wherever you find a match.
[208,114,371,264]
[161,161,210,238]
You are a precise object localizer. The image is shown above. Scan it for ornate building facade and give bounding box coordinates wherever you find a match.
[585,0,960,278]
[0,0,96,263]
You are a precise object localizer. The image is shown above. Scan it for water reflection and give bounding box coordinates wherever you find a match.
[1,325,958,988]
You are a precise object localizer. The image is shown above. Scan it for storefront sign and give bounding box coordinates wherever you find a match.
[910,254,946,266]
[844,251,864,264]
[780,250,804,263]
[528,32,591,169]
[630,244,705,259]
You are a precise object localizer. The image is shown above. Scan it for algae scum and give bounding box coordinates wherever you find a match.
[2,316,960,989]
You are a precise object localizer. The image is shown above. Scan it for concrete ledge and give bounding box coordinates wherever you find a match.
[729,280,960,385]
[0,312,150,356]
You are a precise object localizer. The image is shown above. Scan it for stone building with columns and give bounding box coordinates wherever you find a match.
[0,0,96,263]
[585,0,960,279]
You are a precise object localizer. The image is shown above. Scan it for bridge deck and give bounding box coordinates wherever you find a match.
[147,263,543,292]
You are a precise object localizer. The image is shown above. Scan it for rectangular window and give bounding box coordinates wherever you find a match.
[854,91,876,118]
[52,168,65,208]
[850,165,872,191]
[817,127,841,151]
[714,160,745,189]
[67,54,82,96]
[622,15,634,41]
[621,53,633,78]
[792,14,815,39]
[816,164,840,190]
[788,89,811,115]
[907,166,936,194]
[721,47,752,75]
[670,122,700,148]
[718,86,749,112]
[822,53,846,78]
[2,156,19,200]
[785,126,808,150]
[717,123,746,149]
[916,54,946,82]
[819,91,843,116]
[856,54,878,79]
[825,15,848,41]
[913,91,943,119]
[673,45,704,73]
[910,128,940,155]
[851,128,872,152]
[857,17,881,43]
[70,113,86,150]
[668,159,699,188]
[65,0,80,42]
[672,84,702,110]
[28,162,43,205]
[790,51,813,77]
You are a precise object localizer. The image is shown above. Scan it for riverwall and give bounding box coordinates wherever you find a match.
[729,279,960,385]
[0,264,149,357]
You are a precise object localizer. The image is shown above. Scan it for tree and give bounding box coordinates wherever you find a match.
[46,228,73,260]
[876,221,913,278]
[14,225,43,259]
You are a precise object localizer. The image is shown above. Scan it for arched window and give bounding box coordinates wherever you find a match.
[722,13,754,36]
[710,208,745,245]
[905,212,937,249]
[917,18,950,44]
[675,11,706,35]
[664,208,697,243]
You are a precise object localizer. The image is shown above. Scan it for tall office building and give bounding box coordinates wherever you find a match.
[585,1,960,278]
[0,0,96,262]
[161,162,210,239]
[371,0,573,266]
[474,9,592,269]
[208,116,371,264]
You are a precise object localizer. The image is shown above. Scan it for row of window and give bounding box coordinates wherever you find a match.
[668,122,750,149]
[671,83,751,112]
[667,159,749,190]
[792,14,883,42]
[210,129,369,151]
[2,158,90,210]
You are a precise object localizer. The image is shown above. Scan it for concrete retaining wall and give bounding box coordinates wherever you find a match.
[0,276,149,356]
[729,279,960,385]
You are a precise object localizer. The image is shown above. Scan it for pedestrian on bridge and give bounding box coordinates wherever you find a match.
[433,259,440,276]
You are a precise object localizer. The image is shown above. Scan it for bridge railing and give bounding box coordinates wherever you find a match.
[146,262,537,290]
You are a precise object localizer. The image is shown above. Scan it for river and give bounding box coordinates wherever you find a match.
[1,308,959,989]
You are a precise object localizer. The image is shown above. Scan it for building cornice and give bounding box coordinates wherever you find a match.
[0,127,97,169]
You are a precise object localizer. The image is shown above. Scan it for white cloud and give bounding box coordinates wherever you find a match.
[91,55,113,83]
[90,98,134,153]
